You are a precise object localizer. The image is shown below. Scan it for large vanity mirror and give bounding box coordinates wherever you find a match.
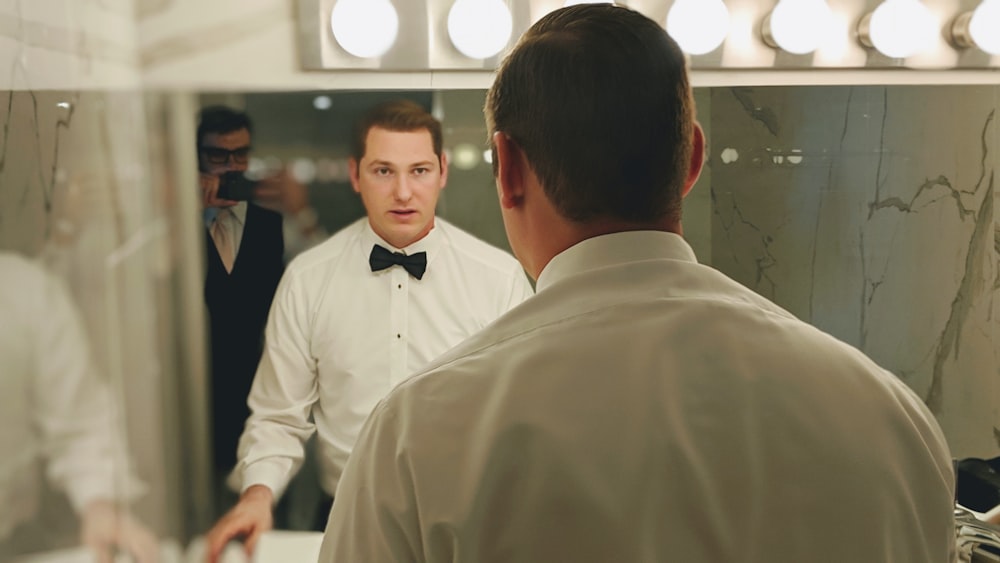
[183,80,1000,515]
[1,81,996,559]
[179,82,1000,539]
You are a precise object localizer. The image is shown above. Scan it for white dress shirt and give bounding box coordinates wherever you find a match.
[320,230,956,563]
[234,217,534,497]
[0,253,143,542]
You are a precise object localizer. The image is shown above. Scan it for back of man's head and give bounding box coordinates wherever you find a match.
[197,106,253,147]
[485,4,694,225]
[351,99,443,162]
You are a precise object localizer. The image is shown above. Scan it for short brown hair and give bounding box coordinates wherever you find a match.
[352,99,443,162]
[485,4,695,224]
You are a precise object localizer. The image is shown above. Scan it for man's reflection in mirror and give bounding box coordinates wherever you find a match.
[0,252,158,563]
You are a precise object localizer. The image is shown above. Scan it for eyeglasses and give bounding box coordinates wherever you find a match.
[200,145,251,165]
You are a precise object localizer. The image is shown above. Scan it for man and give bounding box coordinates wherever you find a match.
[318,5,956,563]
[204,99,534,561]
[198,106,286,515]
[0,252,158,563]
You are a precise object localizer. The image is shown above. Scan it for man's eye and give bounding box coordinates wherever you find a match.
[413,167,429,175]
[374,168,392,176]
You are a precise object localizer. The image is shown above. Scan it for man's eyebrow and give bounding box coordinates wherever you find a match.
[367,159,436,167]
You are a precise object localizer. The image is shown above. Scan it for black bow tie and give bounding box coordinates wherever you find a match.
[369,244,427,280]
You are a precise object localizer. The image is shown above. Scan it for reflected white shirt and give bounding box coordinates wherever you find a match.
[321,231,956,563]
[0,254,142,541]
[234,217,533,496]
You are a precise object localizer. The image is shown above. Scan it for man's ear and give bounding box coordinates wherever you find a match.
[493,132,526,210]
[438,151,449,189]
[348,157,361,194]
[680,123,706,199]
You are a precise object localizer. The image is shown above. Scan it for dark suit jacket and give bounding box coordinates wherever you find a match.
[204,202,284,473]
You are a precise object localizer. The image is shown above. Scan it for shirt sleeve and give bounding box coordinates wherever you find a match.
[233,269,319,500]
[318,400,421,562]
[34,270,145,512]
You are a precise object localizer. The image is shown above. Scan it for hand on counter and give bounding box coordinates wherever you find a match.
[204,485,274,563]
[80,500,160,563]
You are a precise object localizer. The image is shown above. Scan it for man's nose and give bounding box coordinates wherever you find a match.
[393,177,413,201]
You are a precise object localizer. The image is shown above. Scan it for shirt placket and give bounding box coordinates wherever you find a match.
[389,266,409,386]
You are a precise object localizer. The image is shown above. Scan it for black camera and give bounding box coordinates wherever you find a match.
[217,171,257,201]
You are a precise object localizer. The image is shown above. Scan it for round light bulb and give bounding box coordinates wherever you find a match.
[864,0,936,59]
[765,0,834,55]
[666,0,730,56]
[563,0,613,5]
[329,0,399,59]
[313,95,332,110]
[447,0,513,60]
[969,0,1000,55]
[451,143,481,170]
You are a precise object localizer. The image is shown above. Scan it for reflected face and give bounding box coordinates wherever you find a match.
[198,128,251,176]
[350,127,447,249]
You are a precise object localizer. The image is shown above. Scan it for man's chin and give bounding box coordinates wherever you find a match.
[388,227,432,248]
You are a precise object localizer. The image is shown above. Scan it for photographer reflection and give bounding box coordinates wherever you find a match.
[197,106,286,518]
[0,252,158,563]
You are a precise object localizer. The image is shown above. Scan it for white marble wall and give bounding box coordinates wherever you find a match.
[0,0,140,91]
[137,0,440,91]
[707,85,999,458]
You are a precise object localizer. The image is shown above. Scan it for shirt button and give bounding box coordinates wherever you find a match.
[398,284,402,289]
[397,333,401,339]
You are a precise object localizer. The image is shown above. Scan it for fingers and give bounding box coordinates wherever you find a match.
[82,538,115,563]
[80,508,160,563]
[243,526,266,558]
[95,547,115,563]
[119,518,161,563]
[204,501,272,563]
[200,173,220,207]
[200,173,238,209]
[253,167,307,211]
[205,517,243,563]
[250,181,284,213]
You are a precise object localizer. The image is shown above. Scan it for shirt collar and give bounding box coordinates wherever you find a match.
[229,201,248,225]
[535,230,697,293]
[359,219,442,260]
[203,201,248,228]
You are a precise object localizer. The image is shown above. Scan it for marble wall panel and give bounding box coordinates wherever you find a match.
[708,85,999,458]
[137,0,437,91]
[0,0,140,90]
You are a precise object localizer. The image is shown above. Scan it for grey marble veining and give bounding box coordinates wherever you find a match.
[708,85,999,458]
